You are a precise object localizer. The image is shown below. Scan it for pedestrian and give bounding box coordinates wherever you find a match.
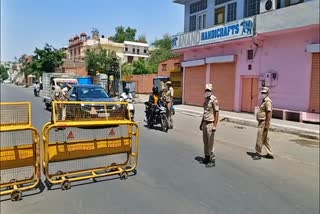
[253,86,274,160]
[199,83,219,168]
[165,81,174,129]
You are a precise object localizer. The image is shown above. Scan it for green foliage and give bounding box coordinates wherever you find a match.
[85,47,119,76]
[109,26,137,43]
[121,62,134,75]
[136,35,147,43]
[0,64,9,80]
[146,34,179,73]
[33,44,65,74]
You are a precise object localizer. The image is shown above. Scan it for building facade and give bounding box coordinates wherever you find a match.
[172,0,319,122]
[124,41,149,63]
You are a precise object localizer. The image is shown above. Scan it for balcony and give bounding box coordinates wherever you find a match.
[173,0,188,4]
[256,0,319,34]
[124,51,149,57]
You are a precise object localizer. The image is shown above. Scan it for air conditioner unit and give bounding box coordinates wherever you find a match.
[260,0,276,13]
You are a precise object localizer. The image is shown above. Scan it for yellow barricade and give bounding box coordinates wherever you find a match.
[42,101,139,190]
[0,102,40,201]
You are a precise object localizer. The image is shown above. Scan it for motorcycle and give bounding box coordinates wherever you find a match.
[34,87,40,97]
[120,92,135,121]
[144,101,169,132]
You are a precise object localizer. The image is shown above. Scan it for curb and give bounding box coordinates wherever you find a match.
[175,108,320,140]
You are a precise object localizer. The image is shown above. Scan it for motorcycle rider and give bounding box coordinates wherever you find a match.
[120,86,134,120]
[33,81,40,96]
[147,86,159,122]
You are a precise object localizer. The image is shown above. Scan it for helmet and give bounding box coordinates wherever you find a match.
[152,86,158,94]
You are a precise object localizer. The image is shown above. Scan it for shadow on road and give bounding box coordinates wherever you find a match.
[0,180,46,202]
[194,156,206,164]
[246,152,257,160]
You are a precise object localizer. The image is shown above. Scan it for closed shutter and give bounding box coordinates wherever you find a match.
[309,53,320,113]
[184,66,206,106]
[210,63,236,111]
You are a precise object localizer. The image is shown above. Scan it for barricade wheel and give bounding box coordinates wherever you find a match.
[120,172,128,180]
[61,180,71,190]
[11,190,22,201]
[55,170,63,180]
[132,169,137,175]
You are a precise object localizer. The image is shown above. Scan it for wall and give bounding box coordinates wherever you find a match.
[181,27,319,112]
[256,0,319,34]
[124,74,157,94]
[157,57,183,77]
[65,67,87,76]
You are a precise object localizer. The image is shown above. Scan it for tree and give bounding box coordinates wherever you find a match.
[146,34,178,73]
[132,59,153,75]
[85,47,118,76]
[0,64,9,81]
[33,43,65,74]
[121,62,134,75]
[109,26,137,43]
[136,35,147,43]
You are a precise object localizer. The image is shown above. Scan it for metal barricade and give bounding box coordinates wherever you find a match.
[42,101,139,190]
[0,102,40,201]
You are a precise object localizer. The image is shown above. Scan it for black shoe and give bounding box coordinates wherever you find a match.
[264,154,274,159]
[252,154,262,160]
[201,156,210,164]
[205,160,215,168]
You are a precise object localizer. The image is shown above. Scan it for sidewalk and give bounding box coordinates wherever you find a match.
[134,94,319,140]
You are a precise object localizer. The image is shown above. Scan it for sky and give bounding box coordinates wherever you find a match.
[0,0,184,61]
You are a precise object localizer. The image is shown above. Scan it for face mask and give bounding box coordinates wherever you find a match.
[262,94,267,99]
[205,92,211,98]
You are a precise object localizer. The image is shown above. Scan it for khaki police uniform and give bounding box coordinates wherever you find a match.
[202,91,219,161]
[166,82,174,128]
[55,87,67,121]
[255,89,273,156]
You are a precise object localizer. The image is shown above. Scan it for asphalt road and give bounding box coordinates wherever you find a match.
[1,84,319,214]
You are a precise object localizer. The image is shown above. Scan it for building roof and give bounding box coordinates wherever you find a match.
[124,41,149,47]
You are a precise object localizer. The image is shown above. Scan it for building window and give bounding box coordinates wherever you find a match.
[247,49,254,60]
[244,0,261,17]
[216,0,232,5]
[137,49,140,54]
[285,0,304,6]
[215,7,225,25]
[227,2,237,22]
[125,47,128,52]
[197,13,207,30]
[189,15,197,31]
[162,64,167,72]
[190,0,207,14]
[133,48,135,53]
[144,49,147,54]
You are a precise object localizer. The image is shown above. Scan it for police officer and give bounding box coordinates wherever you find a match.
[199,84,219,167]
[253,87,274,160]
[165,81,174,129]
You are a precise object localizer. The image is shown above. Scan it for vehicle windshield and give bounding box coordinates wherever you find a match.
[78,87,109,98]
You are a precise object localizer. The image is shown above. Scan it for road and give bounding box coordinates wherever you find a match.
[0,84,319,214]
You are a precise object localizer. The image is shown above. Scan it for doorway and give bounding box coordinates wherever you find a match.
[241,77,259,113]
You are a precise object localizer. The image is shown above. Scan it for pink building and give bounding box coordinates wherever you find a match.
[172,0,319,122]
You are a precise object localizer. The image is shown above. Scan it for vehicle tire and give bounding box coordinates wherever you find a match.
[45,103,50,111]
[160,114,169,132]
